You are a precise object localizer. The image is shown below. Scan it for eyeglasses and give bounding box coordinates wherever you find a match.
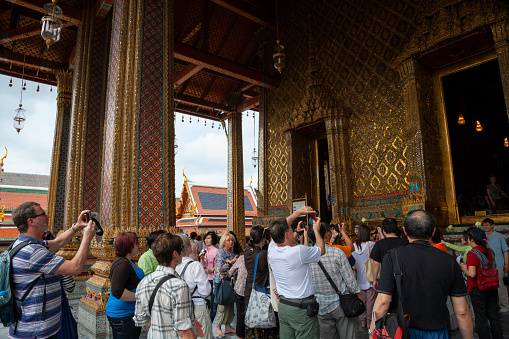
[30,211,46,219]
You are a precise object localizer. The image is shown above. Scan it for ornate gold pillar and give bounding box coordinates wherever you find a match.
[48,70,73,233]
[399,59,427,214]
[256,28,270,215]
[63,0,95,226]
[325,109,353,225]
[227,109,246,247]
[492,21,509,122]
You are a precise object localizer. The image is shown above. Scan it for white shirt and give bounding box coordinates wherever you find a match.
[176,257,211,305]
[351,241,375,290]
[268,244,321,299]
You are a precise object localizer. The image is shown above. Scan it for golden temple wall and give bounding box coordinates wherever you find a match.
[261,0,509,225]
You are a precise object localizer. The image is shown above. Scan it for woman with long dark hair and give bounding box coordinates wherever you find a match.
[106,232,144,339]
[243,226,278,339]
[461,227,503,339]
[351,224,375,328]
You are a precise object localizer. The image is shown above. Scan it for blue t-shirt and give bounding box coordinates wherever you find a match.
[486,231,509,271]
[106,261,145,318]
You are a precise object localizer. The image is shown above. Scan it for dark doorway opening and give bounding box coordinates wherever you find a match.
[443,59,509,216]
[317,138,333,223]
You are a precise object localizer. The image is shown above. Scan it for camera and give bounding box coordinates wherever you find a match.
[85,211,103,236]
[199,249,207,257]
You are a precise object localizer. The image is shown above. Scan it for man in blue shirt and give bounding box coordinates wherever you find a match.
[10,202,97,339]
[483,218,509,312]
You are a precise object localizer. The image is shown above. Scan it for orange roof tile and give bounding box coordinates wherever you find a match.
[0,192,48,210]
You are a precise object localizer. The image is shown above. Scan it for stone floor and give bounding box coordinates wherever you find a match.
[1,301,509,338]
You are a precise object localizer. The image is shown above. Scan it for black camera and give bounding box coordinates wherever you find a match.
[85,211,103,236]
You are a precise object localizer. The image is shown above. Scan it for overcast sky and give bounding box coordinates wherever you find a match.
[0,75,259,197]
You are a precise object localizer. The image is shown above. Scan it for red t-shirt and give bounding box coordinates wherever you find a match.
[465,245,494,292]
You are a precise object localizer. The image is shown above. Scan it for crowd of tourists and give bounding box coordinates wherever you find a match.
[3,201,509,339]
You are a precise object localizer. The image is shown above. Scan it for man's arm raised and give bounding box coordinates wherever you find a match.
[313,217,325,255]
[48,210,90,253]
[54,219,96,275]
[286,206,315,228]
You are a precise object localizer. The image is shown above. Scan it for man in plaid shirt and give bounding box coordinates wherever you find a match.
[309,222,361,339]
[134,233,202,339]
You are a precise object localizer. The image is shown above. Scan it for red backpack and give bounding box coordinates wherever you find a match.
[471,248,499,291]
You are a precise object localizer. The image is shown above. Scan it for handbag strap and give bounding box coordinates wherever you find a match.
[317,261,341,295]
[389,249,407,330]
[253,251,260,286]
[149,274,176,314]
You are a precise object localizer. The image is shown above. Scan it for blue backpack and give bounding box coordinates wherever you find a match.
[0,241,41,327]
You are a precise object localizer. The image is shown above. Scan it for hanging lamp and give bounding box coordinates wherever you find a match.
[475,120,483,132]
[457,113,465,125]
[504,137,509,147]
[273,0,286,73]
[251,111,258,168]
[41,0,63,49]
[13,55,27,133]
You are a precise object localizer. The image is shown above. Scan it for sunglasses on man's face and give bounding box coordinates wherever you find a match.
[30,211,46,219]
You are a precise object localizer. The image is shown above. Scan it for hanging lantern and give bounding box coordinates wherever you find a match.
[504,137,509,147]
[251,148,258,168]
[13,104,26,134]
[41,1,63,49]
[273,40,286,73]
[457,113,465,125]
[475,120,483,132]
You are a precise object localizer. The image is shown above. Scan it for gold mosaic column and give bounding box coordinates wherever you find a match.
[227,108,246,247]
[48,70,73,233]
[325,109,353,225]
[63,1,95,226]
[399,59,426,213]
[492,21,509,121]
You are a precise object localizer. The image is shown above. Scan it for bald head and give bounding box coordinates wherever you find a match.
[403,210,435,240]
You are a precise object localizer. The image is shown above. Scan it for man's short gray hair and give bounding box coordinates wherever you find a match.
[178,233,191,252]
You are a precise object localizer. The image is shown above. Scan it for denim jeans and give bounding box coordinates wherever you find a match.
[470,287,503,339]
[107,314,141,339]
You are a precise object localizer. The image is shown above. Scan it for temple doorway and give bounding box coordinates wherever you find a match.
[442,59,509,216]
[317,137,333,224]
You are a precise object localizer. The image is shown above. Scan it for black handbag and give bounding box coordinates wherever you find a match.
[317,261,365,318]
[373,249,410,339]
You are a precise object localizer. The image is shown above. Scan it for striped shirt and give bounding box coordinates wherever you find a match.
[310,244,360,315]
[134,265,195,339]
[9,234,65,339]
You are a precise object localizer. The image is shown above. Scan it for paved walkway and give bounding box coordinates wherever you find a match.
[1,300,509,338]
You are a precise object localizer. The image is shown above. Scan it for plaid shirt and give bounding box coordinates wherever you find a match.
[134,266,195,338]
[310,244,360,315]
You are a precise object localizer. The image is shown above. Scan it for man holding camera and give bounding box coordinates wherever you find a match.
[10,201,97,339]
[268,206,325,339]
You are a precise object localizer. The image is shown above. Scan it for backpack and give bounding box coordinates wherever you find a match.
[0,241,43,328]
[471,248,499,291]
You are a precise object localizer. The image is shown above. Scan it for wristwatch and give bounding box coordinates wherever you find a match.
[368,328,373,337]
[71,223,79,233]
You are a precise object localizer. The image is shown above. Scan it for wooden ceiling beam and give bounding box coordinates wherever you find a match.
[0,67,56,85]
[174,92,229,112]
[95,0,114,19]
[0,49,67,71]
[174,41,278,89]
[0,21,74,44]
[174,63,203,87]
[4,0,82,25]
[237,95,259,112]
[209,0,275,29]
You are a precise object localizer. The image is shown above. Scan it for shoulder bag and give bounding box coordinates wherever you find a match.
[213,255,235,305]
[317,261,365,318]
[364,242,379,283]
[471,248,499,291]
[245,252,276,328]
[373,249,409,339]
